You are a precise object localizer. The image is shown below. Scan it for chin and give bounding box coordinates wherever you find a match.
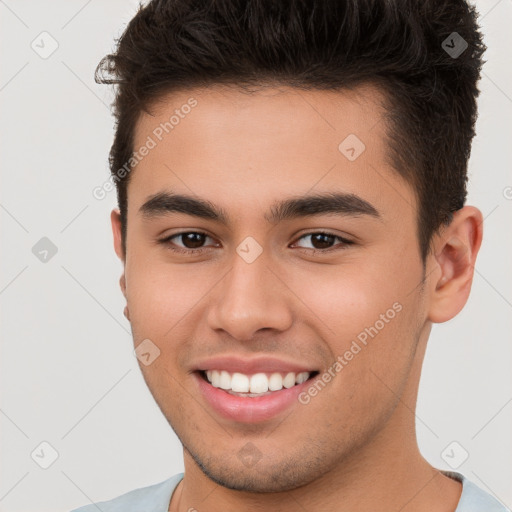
[184,443,332,493]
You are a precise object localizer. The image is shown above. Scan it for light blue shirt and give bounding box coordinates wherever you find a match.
[69,470,508,512]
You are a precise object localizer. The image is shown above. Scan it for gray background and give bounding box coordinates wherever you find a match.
[1,1,511,511]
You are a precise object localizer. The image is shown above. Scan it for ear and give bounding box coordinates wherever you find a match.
[111,208,127,298]
[427,206,483,323]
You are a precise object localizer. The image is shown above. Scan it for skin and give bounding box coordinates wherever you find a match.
[111,84,483,512]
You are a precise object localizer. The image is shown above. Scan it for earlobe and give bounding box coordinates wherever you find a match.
[427,206,483,323]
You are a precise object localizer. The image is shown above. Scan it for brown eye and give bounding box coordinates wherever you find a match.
[309,233,336,249]
[158,231,218,254]
[178,232,208,249]
[293,232,354,252]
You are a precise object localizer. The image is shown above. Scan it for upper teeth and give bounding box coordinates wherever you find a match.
[205,370,310,393]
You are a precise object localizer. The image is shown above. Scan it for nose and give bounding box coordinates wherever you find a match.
[206,250,293,341]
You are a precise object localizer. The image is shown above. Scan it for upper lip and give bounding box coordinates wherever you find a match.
[193,355,317,375]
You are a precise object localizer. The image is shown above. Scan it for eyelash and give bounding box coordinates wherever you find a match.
[157,230,354,256]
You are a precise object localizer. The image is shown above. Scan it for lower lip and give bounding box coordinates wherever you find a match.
[194,372,313,423]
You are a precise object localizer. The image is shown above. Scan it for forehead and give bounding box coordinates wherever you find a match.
[134,83,386,152]
[129,84,416,227]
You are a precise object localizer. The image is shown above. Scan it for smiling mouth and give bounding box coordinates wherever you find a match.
[198,369,320,397]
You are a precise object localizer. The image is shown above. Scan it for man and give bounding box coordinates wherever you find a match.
[72,0,506,510]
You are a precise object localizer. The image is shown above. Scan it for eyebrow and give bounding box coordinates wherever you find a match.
[139,190,381,224]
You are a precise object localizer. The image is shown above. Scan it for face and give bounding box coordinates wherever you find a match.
[114,84,432,492]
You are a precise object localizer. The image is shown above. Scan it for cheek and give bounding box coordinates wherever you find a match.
[288,261,422,406]
[301,278,414,382]
[125,256,209,339]
[286,260,405,342]
[136,353,196,435]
